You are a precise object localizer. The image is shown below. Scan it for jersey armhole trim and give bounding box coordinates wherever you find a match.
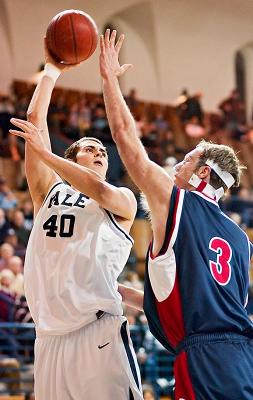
[150,188,184,260]
[248,238,253,263]
[104,210,134,244]
[41,181,64,208]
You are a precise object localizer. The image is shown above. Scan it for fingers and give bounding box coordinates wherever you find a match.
[105,29,110,47]
[109,30,117,47]
[118,64,133,77]
[100,35,105,54]
[10,118,35,131]
[115,34,125,54]
[104,29,121,50]
[9,129,29,140]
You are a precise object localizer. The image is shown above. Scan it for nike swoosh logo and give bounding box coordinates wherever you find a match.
[98,342,110,349]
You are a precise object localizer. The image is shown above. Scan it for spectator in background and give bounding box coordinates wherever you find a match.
[223,186,253,225]
[0,269,20,358]
[0,243,14,271]
[20,199,33,231]
[0,208,11,244]
[9,96,28,166]
[0,95,21,185]
[4,229,26,260]
[137,317,174,398]
[0,356,21,395]
[124,271,143,290]
[0,268,14,292]
[142,384,156,400]
[219,89,246,140]
[0,178,17,211]
[176,89,204,125]
[65,102,80,141]
[0,95,15,143]
[14,95,29,120]
[186,92,204,124]
[153,110,169,132]
[0,269,15,321]
[10,210,30,248]
[78,96,91,136]
[14,294,32,324]
[125,88,139,110]
[8,256,24,296]
[185,116,206,139]
[90,105,111,142]
[48,93,67,133]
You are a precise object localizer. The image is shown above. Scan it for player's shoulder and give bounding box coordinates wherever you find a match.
[117,187,137,206]
[114,186,137,222]
[117,186,135,198]
[44,179,65,197]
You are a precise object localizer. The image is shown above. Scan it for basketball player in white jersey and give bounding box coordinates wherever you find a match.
[9,41,143,400]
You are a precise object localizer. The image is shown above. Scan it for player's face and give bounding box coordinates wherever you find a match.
[174,147,203,189]
[75,141,108,179]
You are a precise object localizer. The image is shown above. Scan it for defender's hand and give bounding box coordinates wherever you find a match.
[99,29,133,80]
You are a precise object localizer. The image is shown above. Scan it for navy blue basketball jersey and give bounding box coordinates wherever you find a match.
[144,186,253,353]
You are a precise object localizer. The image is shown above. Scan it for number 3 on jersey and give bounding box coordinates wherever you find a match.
[209,237,232,286]
[43,214,75,237]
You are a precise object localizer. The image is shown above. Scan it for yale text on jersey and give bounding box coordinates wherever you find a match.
[48,191,88,209]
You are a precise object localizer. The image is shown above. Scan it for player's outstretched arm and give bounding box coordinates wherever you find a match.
[118,284,144,312]
[100,29,173,253]
[10,119,137,226]
[24,39,77,215]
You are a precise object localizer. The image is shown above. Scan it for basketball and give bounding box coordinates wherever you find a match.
[46,9,98,64]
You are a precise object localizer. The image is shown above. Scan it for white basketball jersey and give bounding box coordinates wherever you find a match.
[24,182,133,335]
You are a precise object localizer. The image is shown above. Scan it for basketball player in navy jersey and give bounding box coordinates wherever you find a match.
[9,41,143,400]
[98,29,253,400]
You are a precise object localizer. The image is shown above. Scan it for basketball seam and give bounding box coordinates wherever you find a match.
[69,14,78,64]
[87,20,96,59]
[53,15,61,61]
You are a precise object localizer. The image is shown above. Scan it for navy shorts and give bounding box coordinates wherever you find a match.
[174,332,253,400]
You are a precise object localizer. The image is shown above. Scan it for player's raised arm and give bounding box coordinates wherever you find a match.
[24,40,76,216]
[100,29,174,252]
[9,120,137,226]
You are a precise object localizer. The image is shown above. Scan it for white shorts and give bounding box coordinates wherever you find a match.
[34,314,143,400]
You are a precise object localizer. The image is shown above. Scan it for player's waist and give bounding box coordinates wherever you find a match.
[35,310,107,338]
[175,331,253,355]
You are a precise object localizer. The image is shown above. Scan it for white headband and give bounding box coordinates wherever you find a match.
[205,159,235,189]
[189,173,224,200]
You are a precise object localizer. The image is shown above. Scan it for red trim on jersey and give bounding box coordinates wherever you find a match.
[150,188,181,259]
[174,351,196,400]
[196,180,207,192]
[155,275,185,348]
[195,187,217,201]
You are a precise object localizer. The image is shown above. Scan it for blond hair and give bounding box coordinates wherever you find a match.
[196,140,245,190]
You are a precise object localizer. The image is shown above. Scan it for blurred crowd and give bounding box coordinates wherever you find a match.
[0,81,253,398]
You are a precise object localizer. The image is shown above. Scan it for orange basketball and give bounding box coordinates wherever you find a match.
[46,9,98,64]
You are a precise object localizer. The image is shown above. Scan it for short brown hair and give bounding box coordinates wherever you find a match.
[195,140,245,191]
[64,137,104,162]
